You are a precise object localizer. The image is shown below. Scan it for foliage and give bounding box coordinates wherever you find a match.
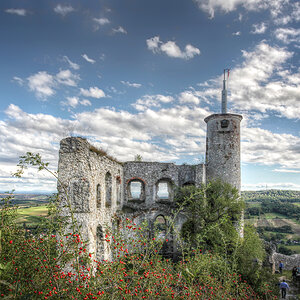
[134,154,143,162]
[242,190,300,203]
[175,181,244,255]
[260,200,300,220]
[0,153,277,299]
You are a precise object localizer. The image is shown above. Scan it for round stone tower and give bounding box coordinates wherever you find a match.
[204,70,243,191]
[204,113,242,191]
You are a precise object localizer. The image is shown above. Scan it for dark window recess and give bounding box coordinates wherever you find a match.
[221,119,229,128]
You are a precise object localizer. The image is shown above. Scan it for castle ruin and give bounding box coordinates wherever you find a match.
[57,71,243,260]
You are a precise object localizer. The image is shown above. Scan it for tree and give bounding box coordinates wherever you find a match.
[134,154,143,161]
[175,180,244,255]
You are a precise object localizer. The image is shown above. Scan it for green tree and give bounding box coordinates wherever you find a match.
[175,180,244,255]
[134,154,143,161]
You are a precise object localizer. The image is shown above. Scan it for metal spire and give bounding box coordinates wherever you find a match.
[221,69,229,114]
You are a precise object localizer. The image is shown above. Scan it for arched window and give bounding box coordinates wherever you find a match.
[105,172,112,207]
[154,215,167,240]
[116,177,121,206]
[156,179,173,201]
[96,225,104,261]
[96,184,101,208]
[127,179,145,202]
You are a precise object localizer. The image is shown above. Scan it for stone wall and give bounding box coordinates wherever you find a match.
[57,137,124,260]
[272,252,300,271]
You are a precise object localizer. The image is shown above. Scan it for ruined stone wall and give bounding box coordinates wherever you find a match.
[57,137,124,260]
[122,162,205,257]
[272,252,300,271]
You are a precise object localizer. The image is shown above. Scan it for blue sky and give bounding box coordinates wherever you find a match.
[0,0,300,192]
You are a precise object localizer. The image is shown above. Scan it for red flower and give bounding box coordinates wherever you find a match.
[9,240,13,244]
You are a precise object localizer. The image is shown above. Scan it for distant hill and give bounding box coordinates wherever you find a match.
[0,193,50,207]
[242,190,300,202]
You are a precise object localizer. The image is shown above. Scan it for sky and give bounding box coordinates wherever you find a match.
[0,0,300,193]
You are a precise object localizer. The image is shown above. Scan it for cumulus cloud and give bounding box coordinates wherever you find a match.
[27,69,79,99]
[27,71,56,99]
[56,69,80,87]
[63,56,80,70]
[193,0,290,19]
[60,97,91,109]
[274,27,300,44]
[54,4,74,16]
[251,22,267,34]
[196,41,300,119]
[132,94,174,111]
[146,36,200,60]
[121,81,141,88]
[61,97,79,108]
[82,54,96,64]
[179,91,200,105]
[1,96,300,192]
[5,8,27,16]
[80,87,106,98]
[112,26,127,34]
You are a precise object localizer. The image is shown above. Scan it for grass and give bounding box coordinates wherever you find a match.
[285,245,300,253]
[16,205,48,226]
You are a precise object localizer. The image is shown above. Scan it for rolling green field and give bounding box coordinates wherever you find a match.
[16,205,48,226]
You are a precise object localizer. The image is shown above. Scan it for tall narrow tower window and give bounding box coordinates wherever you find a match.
[96,184,101,208]
[105,172,112,207]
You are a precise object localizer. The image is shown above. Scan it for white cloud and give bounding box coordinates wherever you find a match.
[242,127,300,169]
[1,99,299,192]
[80,99,92,106]
[82,54,96,64]
[54,5,74,16]
[27,69,79,99]
[274,27,300,44]
[61,96,79,108]
[93,18,110,25]
[132,94,174,111]
[196,41,300,119]
[5,8,27,16]
[146,36,200,60]
[146,36,161,53]
[121,81,141,88]
[251,22,267,34]
[63,56,80,70]
[242,182,300,191]
[193,0,265,18]
[12,76,24,86]
[27,71,56,99]
[112,26,127,34]
[273,168,300,173]
[80,87,106,98]
[179,91,200,105]
[232,31,241,36]
[56,69,80,87]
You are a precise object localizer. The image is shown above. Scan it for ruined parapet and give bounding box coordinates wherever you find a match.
[57,137,124,260]
[272,252,300,271]
[205,113,242,191]
[123,162,205,208]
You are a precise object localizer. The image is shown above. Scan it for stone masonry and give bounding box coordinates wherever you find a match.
[57,108,243,261]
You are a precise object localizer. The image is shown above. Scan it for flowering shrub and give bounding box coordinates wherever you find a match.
[0,153,278,299]
[0,202,277,299]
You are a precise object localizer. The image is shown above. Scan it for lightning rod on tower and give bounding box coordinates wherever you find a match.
[221,69,229,114]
